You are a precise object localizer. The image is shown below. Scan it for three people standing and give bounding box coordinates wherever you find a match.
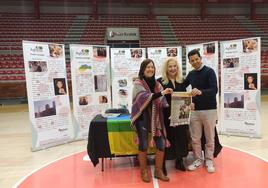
[131,49,219,183]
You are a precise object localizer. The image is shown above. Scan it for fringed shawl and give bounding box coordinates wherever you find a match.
[131,79,169,138]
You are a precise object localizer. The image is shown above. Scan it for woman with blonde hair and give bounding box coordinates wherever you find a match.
[158,57,189,174]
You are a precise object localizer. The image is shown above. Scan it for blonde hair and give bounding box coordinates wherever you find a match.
[161,57,182,85]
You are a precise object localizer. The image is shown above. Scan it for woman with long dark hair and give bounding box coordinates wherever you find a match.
[131,58,173,183]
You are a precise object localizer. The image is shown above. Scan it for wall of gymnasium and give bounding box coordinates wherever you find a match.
[0,1,268,15]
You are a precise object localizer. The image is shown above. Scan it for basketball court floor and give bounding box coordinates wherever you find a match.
[0,96,268,188]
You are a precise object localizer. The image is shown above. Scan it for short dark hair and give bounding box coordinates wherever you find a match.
[187,49,201,60]
[138,58,155,79]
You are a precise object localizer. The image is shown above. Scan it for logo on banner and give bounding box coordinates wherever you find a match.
[225,44,237,51]
[114,50,125,55]
[150,49,162,55]
[224,43,238,55]
[76,49,90,56]
[31,46,43,53]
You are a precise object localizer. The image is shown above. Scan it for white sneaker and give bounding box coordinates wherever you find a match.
[188,159,203,171]
[205,160,215,173]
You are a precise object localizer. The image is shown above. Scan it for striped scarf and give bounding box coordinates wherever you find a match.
[131,79,168,139]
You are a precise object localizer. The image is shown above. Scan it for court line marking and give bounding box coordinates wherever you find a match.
[13,145,268,188]
[13,150,86,188]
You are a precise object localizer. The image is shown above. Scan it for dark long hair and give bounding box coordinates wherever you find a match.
[138,58,155,79]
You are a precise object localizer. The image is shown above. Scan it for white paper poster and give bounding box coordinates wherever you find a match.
[220,37,261,137]
[147,46,182,78]
[70,44,111,139]
[170,92,192,126]
[22,41,73,151]
[110,48,146,111]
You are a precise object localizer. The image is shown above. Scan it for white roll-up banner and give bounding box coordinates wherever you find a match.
[70,44,111,139]
[23,41,73,151]
[220,37,261,137]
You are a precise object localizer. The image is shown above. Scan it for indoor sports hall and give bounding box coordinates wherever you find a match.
[1,1,268,188]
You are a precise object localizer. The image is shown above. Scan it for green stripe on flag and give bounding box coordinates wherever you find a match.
[107,119,132,132]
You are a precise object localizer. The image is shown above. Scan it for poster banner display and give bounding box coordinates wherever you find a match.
[110,48,146,111]
[220,37,261,137]
[70,44,111,139]
[22,41,73,151]
[147,46,182,78]
[170,92,192,126]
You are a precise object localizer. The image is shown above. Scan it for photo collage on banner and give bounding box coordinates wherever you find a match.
[70,44,110,139]
[111,48,146,111]
[147,46,182,78]
[220,37,261,137]
[22,41,73,151]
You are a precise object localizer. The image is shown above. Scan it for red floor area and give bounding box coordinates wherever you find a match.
[15,147,268,188]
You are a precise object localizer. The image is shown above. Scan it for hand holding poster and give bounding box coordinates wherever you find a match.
[170,92,192,126]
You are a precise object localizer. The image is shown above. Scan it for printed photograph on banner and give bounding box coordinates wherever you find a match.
[79,96,89,105]
[93,46,107,58]
[130,49,142,58]
[244,73,257,90]
[78,64,92,74]
[224,93,244,109]
[29,61,47,72]
[118,88,128,109]
[118,78,127,87]
[244,91,258,110]
[94,75,107,92]
[166,48,177,57]
[48,44,63,58]
[203,43,215,55]
[99,95,108,104]
[118,88,128,97]
[242,38,258,53]
[34,99,56,118]
[223,57,239,68]
[170,92,192,126]
[53,78,67,95]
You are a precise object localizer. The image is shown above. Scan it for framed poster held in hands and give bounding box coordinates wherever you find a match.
[170,92,192,126]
